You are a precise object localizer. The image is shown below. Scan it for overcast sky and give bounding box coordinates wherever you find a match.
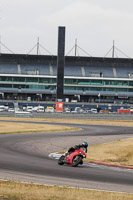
[0,0,133,58]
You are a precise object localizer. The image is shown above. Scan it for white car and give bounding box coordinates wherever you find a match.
[37,106,44,113]
[71,107,83,113]
[26,106,33,112]
[91,108,97,113]
[0,105,6,112]
[8,108,15,112]
[64,107,71,113]
[130,107,133,113]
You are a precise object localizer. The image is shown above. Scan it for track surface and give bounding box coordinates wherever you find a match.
[0,120,133,193]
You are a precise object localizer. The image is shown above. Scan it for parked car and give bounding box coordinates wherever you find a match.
[26,106,33,112]
[32,106,39,112]
[90,108,97,113]
[37,106,44,113]
[64,107,71,113]
[130,107,133,113]
[0,105,6,112]
[71,107,83,113]
[45,106,54,113]
[8,107,15,112]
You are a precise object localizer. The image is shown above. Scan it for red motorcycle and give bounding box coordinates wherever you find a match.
[58,147,87,167]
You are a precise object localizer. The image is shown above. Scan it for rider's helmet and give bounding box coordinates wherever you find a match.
[82,141,88,148]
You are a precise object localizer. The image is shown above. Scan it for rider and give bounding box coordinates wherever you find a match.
[67,141,88,155]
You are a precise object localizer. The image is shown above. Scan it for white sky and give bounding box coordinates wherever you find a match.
[0,0,133,57]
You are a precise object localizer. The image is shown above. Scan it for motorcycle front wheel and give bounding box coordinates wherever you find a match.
[58,155,65,165]
[71,156,82,167]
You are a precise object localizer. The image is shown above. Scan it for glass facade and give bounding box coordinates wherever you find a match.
[0,76,133,99]
[65,78,131,87]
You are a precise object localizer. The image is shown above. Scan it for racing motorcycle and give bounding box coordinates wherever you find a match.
[58,146,87,167]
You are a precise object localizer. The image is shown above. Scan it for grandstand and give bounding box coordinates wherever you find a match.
[0,53,133,104]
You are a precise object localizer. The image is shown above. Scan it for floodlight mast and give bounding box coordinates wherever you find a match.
[37,37,39,55]
[112,40,115,58]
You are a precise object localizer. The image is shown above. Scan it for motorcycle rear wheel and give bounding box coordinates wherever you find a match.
[72,156,82,167]
[58,155,65,165]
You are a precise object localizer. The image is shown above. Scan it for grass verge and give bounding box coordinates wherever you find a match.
[0,180,133,200]
[1,117,133,127]
[0,122,80,134]
[86,138,133,166]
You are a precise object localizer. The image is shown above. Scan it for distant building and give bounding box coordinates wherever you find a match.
[0,53,133,104]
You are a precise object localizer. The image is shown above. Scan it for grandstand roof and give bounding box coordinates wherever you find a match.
[0,53,133,67]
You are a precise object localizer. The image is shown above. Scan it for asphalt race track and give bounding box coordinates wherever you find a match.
[0,120,133,193]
